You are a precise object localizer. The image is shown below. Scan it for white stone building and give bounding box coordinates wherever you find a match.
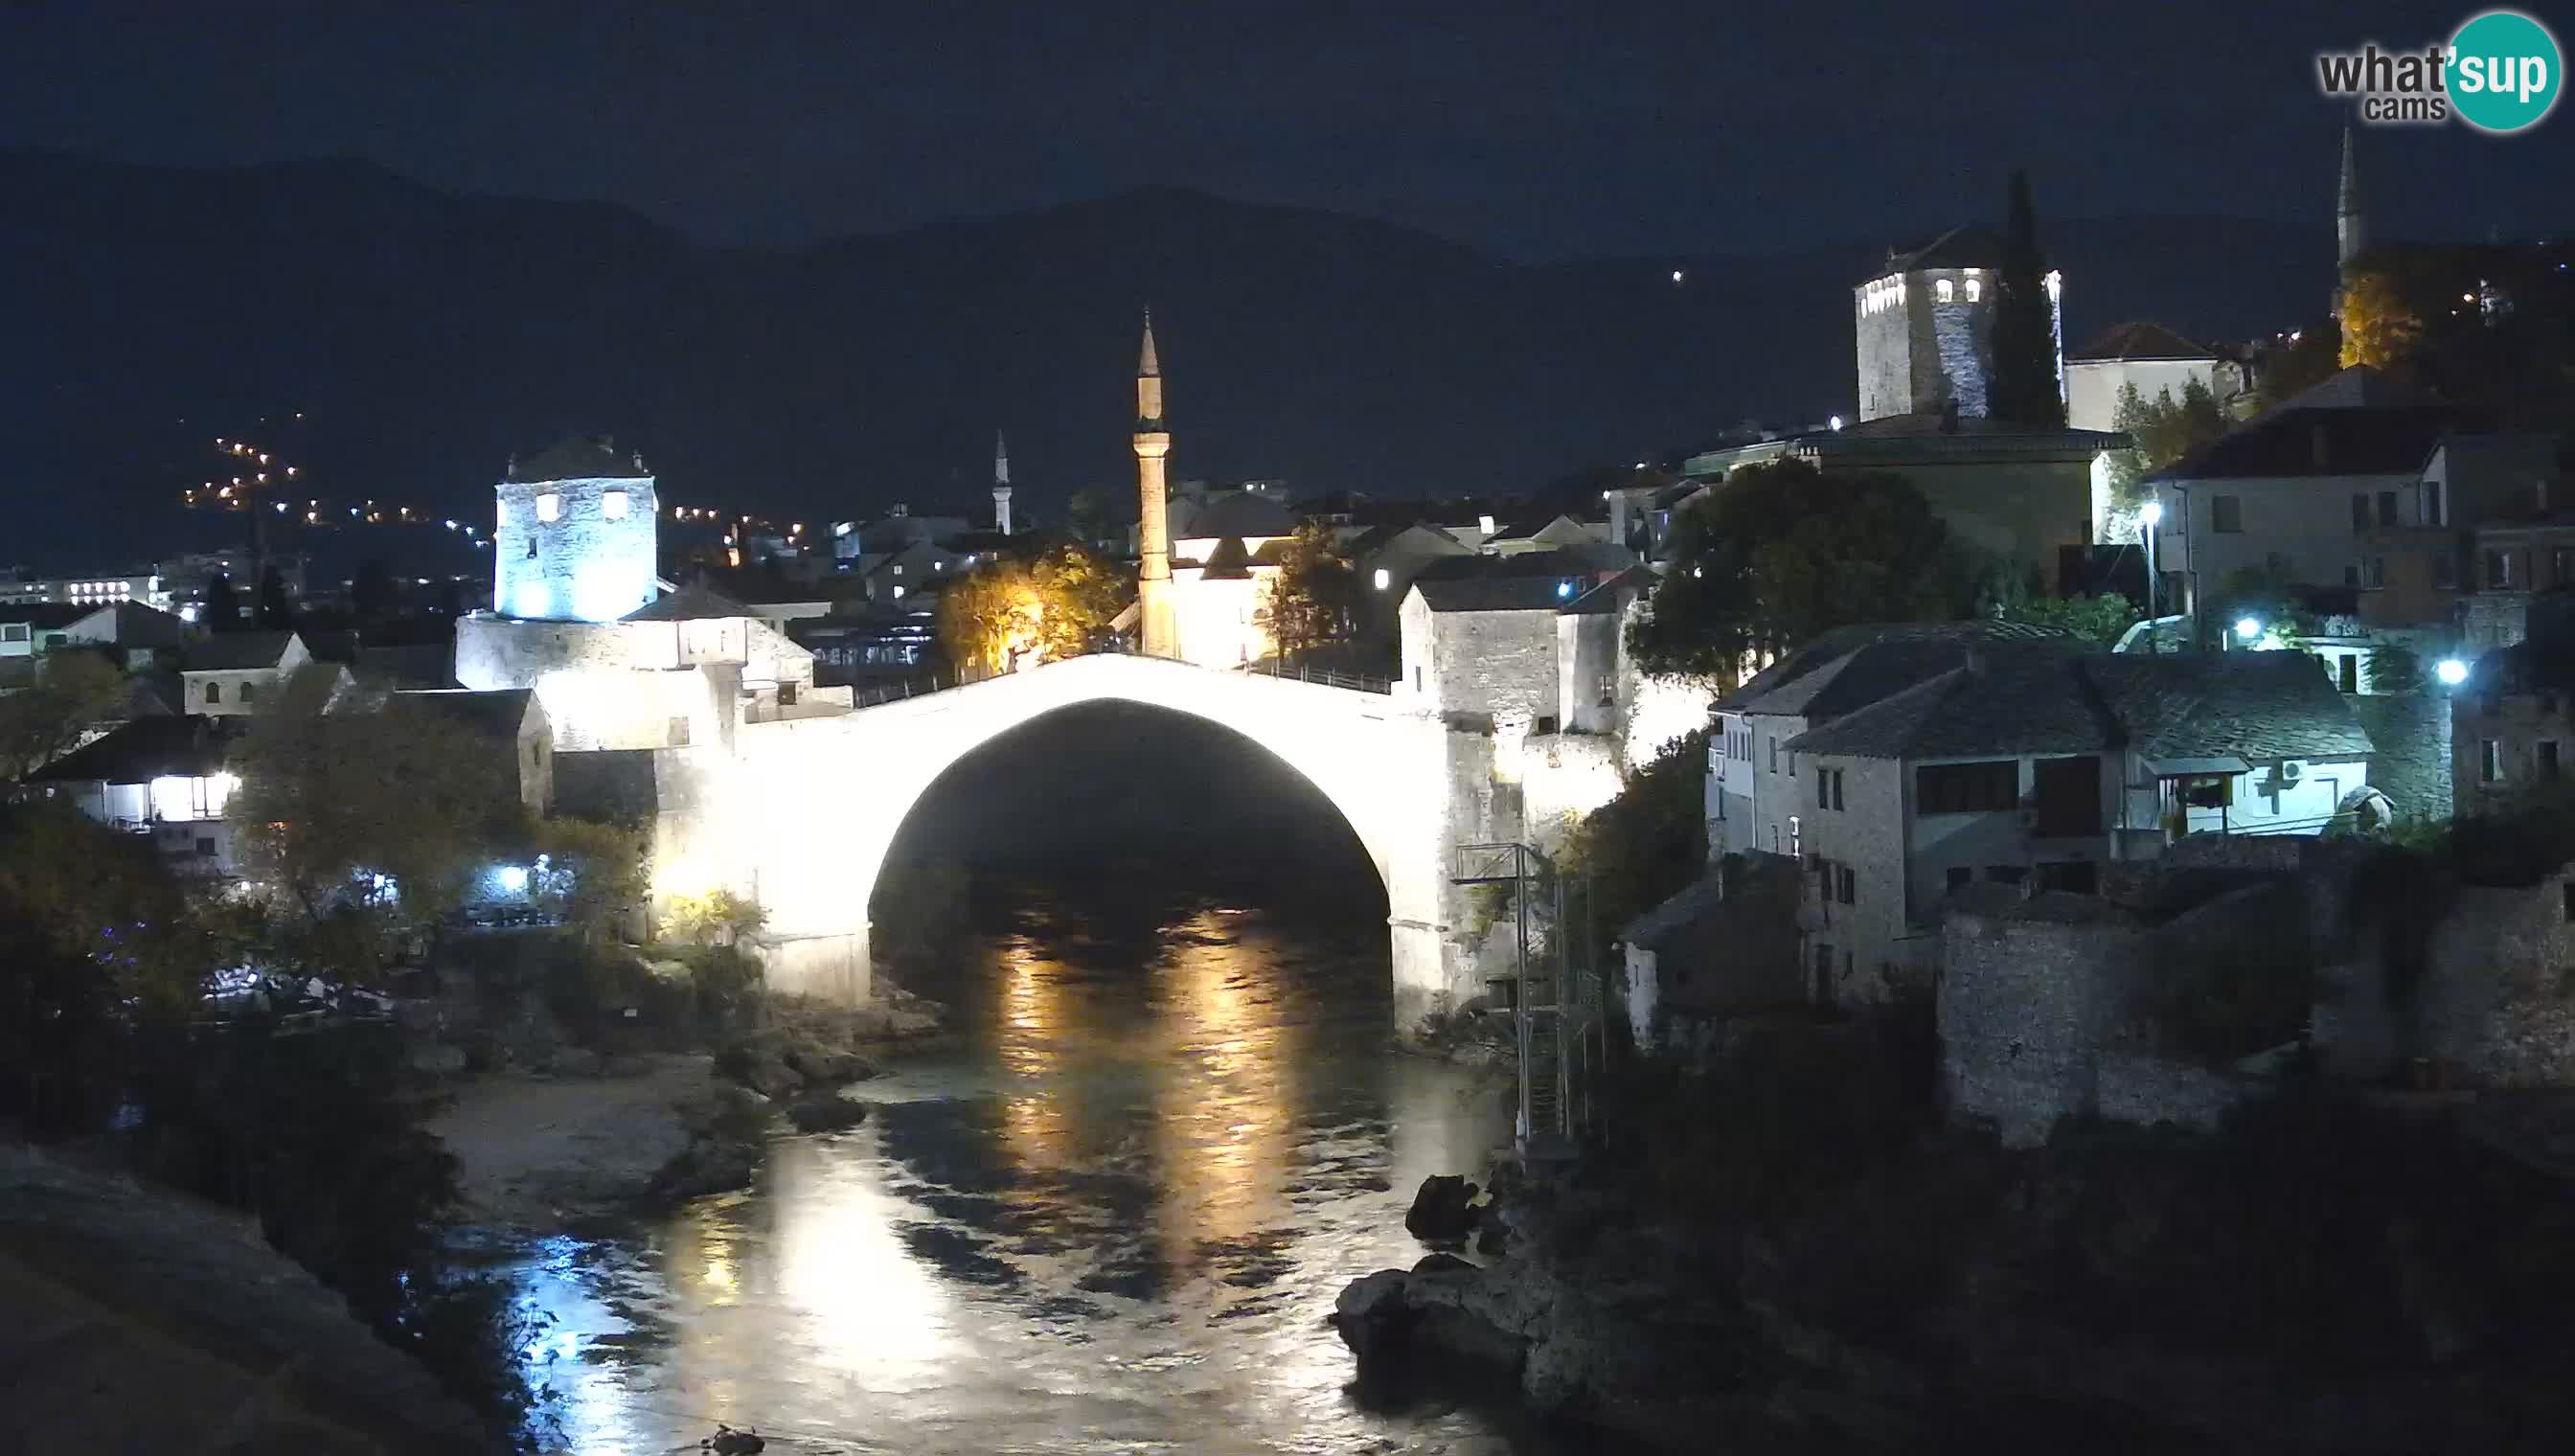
[2062,321,2226,434]
[1853,227,2062,423]
[179,630,309,716]
[493,437,659,625]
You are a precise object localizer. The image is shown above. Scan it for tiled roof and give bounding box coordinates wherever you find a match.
[1198,536,1256,580]
[2153,405,2486,482]
[1410,545,1635,613]
[0,603,91,629]
[182,630,299,672]
[510,435,648,483]
[1784,648,2373,762]
[33,715,239,785]
[1720,621,2078,714]
[395,688,539,740]
[1170,490,1297,540]
[1415,576,1583,612]
[2068,321,2216,363]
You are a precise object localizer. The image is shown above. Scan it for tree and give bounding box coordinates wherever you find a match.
[2365,641,2427,694]
[936,558,1042,676]
[1628,459,1954,683]
[1256,521,1358,666]
[2338,267,2424,370]
[1027,539,1129,661]
[2256,323,2343,413]
[525,815,649,941]
[231,668,511,978]
[2103,377,2226,526]
[662,888,766,946]
[200,572,242,631]
[0,648,129,782]
[1987,170,2065,428]
[1994,588,2139,647]
[256,564,294,629]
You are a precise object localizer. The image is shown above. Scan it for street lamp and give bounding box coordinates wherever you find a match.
[2436,657,2470,686]
[2139,501,2163,653]
[2235,616,2264,643]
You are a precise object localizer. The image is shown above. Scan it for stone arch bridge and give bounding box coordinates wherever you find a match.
[678,654,1492,1029]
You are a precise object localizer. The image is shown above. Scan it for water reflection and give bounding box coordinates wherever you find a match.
[503,882,1537,1455]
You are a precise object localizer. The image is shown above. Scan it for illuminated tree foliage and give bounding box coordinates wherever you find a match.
[936,540,1128,675]
[1627,460,1953,684]
[2104,377,2226,517]
[2339,268,2424,370]
[1993,586,2138,646]
[1256,521,1359,666]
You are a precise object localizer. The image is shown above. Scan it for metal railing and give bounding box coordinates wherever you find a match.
[840,648,1395,710]
[1232,659,1394,694]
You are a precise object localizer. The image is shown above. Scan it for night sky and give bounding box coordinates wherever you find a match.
[4,0,2567,259]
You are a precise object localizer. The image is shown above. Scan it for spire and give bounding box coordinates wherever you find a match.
[1138,307,1161,378]
[1134,308,1166,430]
[993,429,1010,487]
[2337,125,2367,269]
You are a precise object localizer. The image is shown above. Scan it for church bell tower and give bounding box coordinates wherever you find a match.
[1133,310,1177,659]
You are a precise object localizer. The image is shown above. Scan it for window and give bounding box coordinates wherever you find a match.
[1789,815,1801,860]
[2030,756,2103,835]
[893,564,903,576]
[1835,864,1856,905]
[525,538,538,559]
[778,682,798,707]
[670,716,692,748]
[1936,278,1954,303]
[2179,774,2233,808]
[2482,739,2502,784]
[2210,495,2243,534]
[2554,549,2575,586]
[536,492,562,522]
[0,624,24,643]
[1413,667,1424,692]
[2541,740,2562,779]
[1946,866,1973,893]
[2435,551,2459,590]
[1965,278,1982,303]
[2378,490,2399,527]
[203,680,221,704]
[1830,768,1844,809]
[602,489,629,520]
[2338,654,2359,694]
[2367,556,2386,589]
[2426,481,2444,525]
[1817,768,1831,808]
[1373,567,1391,591]
[1916,760,2018,814]
[195,837,216,856]
[2487,550,2516,588]
[238,682,257,704]
[2351,493,2371,532]
[1768,738,1778,773]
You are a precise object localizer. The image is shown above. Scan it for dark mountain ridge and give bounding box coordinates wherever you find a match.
[2,148,2330,566]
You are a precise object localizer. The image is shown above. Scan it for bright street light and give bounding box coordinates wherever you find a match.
[2140,500,2164,527]
[2235,617,2263,642]
[2436,658,2470,686]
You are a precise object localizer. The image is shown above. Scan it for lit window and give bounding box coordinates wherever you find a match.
[1374,567,1391,591]
[602,489,629,520]
[536,492,562,522]
[1936,279,1954,303]
[1966,279,1982,303]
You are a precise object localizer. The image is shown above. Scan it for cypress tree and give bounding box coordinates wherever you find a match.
[1989,170,2065,428]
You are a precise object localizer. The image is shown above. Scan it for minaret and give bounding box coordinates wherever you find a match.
[2336,125,2368,270]
[991,430,1014,536]
[1133,309,1177,659]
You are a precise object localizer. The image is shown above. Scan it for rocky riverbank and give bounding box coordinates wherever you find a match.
[424,988,951,1234]
[1335,1095,2575,1453]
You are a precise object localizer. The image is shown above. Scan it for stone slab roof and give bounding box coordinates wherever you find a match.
[0,603,93,629]
[509,434,648,483]
[1784,648,2374,763]
[1874,225,2010,278]
[2068,320,2217,363]
[181,630,299,672]
[623,582,756,622]
[32,715,238,785]
[394,687,538,740]
[1720,620,2078,716]
[2153,404,2486,482]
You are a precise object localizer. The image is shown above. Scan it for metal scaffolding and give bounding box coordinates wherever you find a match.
[1452,841,1605,1154]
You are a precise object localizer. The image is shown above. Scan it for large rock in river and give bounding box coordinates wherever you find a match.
[1403,1173,1481,1245]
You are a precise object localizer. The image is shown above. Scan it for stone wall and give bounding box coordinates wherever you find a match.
[2095,1050,2247,1133]
[1427,606,1562,732]
[2351,692,2451,823]
[493,472,659,623]
[2417,876,2575,1085]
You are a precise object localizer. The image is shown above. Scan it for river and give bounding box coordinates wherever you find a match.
[496,875,1556,1455]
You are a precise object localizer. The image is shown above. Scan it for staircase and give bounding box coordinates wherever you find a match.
[1453,842,1602,1154]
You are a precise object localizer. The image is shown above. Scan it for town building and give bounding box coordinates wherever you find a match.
[1783,648,2374,1001]
[30,716,247,877]
[395,688,554,814]
[2063,321,2234,432]
[178,631,310,716]
[1853,227,2062,423]
[491,436,660,625]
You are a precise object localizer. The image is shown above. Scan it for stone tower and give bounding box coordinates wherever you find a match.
[1851,227,2057,422]
[991,430,1014,536]
[492,435,658,623]
[1133,310,1177,659]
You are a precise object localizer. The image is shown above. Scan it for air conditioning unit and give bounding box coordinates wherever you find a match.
[2277,761,2303,785]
